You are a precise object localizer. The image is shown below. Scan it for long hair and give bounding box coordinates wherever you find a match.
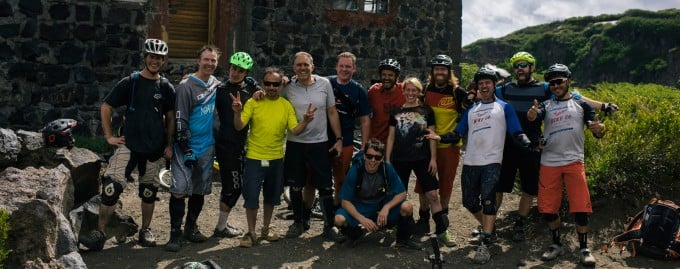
[425,68,460,90]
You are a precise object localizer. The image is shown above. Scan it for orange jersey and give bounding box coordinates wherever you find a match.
[368,83,405,143]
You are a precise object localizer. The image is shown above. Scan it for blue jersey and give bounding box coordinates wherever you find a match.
[175,74,219,157]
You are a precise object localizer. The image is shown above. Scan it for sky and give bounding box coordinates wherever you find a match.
[461,0,680,46]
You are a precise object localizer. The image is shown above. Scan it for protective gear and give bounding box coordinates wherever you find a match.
[430,54,453,68]
[474,65,499,84]
[176,129,195,168]
[482,199,497,215]
[378,58,401,74]
[42,118,77,148]
[439,131,462,144]
[483,63,512,83]
[229,51,254,71]
[543,213,559,222]
[602,102,619,116]
[574,212,589,226]
[513,133,532,148]
[510,51,536,66]
[138,183,159,204]
[144,39,168,56]
[544,63,572,82]
[101,177,123,206]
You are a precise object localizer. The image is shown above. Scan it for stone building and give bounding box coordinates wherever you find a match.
[0,0,462,136]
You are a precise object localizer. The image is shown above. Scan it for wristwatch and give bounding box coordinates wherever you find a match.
[336,136,343,141]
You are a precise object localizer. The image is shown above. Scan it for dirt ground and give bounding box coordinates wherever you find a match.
[80,165,680,269]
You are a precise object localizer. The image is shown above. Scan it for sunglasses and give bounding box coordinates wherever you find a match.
[263,81,282,87]
[549,78,567,86]
[365,153,384,161]
[513,62,530,69]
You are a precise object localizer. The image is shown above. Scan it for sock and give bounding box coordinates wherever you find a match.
[432,210,449,235]
[418,209,430,222]
[186,194,205,229]
[550,228,561,246]
[578,232,588,250]
[515,215,527,227]
[169,196,185,233]
[396,215,415,241]
[216,211,230,230]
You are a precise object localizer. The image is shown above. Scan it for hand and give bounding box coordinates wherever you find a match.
[514,133,531,148]
[252,90,265,101]
[428,159,438,176]
[163,145,173,160]
[330,140,342,158]
[422,129,441,141]
[229,92,242,112]
[588,115,605,136]
[359,216,379,232]
[106,136,125,146]
[302,103,317,123]
[183,149,196,168]
[377,207,389,227]
[603,102,619,116]
[527,99,539,121]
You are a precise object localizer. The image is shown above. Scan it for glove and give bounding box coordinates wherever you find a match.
[513,133,531,149]
[244,76,256,86]
[183,149,196,168]
[602,103,619,116]
[440,131,462,144]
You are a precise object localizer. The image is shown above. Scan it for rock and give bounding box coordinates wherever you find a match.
[70,195,139,246]
[0,128,21,167]
[0,165,72,214]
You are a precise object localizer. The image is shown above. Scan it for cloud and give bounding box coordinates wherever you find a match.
[462,0,680,45]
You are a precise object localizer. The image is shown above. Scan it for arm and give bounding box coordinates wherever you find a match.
[578,95,619,115]
[427,124,437,175]
[385,126,396,164]
[377,191,407,228]
[327,106,343,156]
[289,103,314,135]
[504,103,531,148]
[100,102,125,146]
[163,109,175,159]
[359,115,370,150]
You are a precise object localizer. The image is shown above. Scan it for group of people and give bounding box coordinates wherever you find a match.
[81,38,618,266]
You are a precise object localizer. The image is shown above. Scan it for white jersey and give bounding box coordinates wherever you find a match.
[536,97,596,166]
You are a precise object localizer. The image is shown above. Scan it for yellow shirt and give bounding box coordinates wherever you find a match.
[241,97,299,160]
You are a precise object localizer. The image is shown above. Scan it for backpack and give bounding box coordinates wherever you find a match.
[352,151,391,200]
[611,198,680,259]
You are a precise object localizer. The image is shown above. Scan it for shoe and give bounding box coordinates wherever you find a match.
[471,225,483,236]
[285,222,305,238]
[579,248,596,266]
[470,232,498,244]
[261,227,280,242]
[303,219,311,231]
[437,230,457,247]
[395,238,423,250]
[213,224,243,238]
[322,226,346,243]
[512,225,525,242]
[81,230,106,251]
[184,227,209,243]
[138,228,157,247]
[415,219,430,235]
[165,233,182,252]
[541,244,564,261]
[239,232,257,248]
[473,244,491,264]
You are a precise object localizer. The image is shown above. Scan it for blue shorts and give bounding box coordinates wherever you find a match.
[242,158,284,209]
[461,163,501,213]
[336,200,403,227]
[170,144,214,195]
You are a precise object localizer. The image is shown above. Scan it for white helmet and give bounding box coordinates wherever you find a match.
[144,39,168,56]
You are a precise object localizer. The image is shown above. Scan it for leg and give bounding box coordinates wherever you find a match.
[214,145,244,235]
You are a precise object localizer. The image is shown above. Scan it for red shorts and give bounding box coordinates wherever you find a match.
[332,146,354,194]
[537,161,592,214]
[414,146,460,198]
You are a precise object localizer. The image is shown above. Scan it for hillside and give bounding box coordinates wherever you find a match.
[462,9,680,87]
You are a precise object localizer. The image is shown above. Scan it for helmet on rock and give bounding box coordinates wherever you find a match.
[544,63,572,82]
[509,51,536,66]
[430,54,453,68]
[42,118,77,148]
[473,65,499,84]
[229,51,254,71]
[378,58,401,74]
[144,39,169,56]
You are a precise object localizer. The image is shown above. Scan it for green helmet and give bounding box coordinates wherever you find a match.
[509,51,536,66]
[230,51,253,71]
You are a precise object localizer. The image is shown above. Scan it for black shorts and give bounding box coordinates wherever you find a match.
[215,143,244,201]
[284,141,332,189]
[497,145,540,195]
[393,159,439,193]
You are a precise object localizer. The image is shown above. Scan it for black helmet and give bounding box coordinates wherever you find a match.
[430,54,453,68]
[378,58,401,74]
[42,118,77,148]
[544,64,572,82]
[473,65,498,84]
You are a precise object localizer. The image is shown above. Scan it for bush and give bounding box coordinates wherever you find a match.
[580,83,680,199]
[0,209,10,268]
[74,135,114,154]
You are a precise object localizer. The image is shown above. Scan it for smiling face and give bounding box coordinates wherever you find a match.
[263,72,283,100]
[432,65,450,86]
[476,78,495,102]
[380,69,398,90]
[196,49,219,78]
[512,61,534,84]
[143,53,165,75]
[402,83,421,104]
[228,64,248,84]
[336,56,356,83]
[363,147,383,174]
[548,77,571,99]
[294,54,314,83]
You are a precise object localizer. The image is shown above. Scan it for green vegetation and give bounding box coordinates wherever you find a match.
[580,83,680,199]
[74,135,114,154]
[0,210,10,268]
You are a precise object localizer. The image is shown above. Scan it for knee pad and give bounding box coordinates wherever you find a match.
[482,199,497,215]
[318,187,333,197]
[463,199,481,214]
[574,212,589,226]
[101,177,123,206]
[138,183,158,204]
[543,213,559,223]
[290,186,303,194]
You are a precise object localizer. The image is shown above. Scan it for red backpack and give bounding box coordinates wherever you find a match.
[611,198,680,259]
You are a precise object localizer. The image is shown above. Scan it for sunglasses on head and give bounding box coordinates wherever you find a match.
[513,62,530,69]
[263,81,282,87]
[549,78,567,86]
[365,153,384,161]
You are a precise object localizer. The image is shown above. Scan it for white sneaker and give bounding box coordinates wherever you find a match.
[541,244,564,261]
[580,248,596,266]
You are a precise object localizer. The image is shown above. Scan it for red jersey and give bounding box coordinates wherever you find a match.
[368,82,405,143]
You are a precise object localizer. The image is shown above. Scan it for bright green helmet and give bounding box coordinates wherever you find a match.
[509,51,536,66]
[229,51,253,71]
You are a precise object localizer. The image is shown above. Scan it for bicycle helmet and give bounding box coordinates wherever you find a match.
[473,65,498,84]
[42,118,77,148]
[378,58,401,74]
[544,63,572,81]
[430,54,453,68]
[144,39,169,56]
[229,51,254,71]
[509,51,536,66]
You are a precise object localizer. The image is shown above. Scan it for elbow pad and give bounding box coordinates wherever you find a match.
[513,133,531,148]
[441,131,462,144]
[176,129,192,154]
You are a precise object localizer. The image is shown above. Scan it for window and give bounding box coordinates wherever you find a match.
[331,0,389,13]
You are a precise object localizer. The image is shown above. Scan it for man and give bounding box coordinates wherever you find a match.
[367,58,405,144]
[283,52,344,242]
[415,54,469,236]
[83,39,175,251]
[425,66,531,264]
[527,64,604,266]
[165,45,221,252]
[494,51,618,242]
[230,67,314,247]
[326,52,371,208]
[334,138,421,250]
[212,51,260,238]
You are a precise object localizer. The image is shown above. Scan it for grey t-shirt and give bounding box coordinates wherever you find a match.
[357,171,387,204]
[281,75,335,143]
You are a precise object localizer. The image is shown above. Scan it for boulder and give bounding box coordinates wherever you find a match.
[69,195,138,246]
[0,165,72,213]
[0,128,21,167]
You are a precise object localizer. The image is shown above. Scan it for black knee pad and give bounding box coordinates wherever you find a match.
[463,199,481,214]
[101,176,123,206]
[138,183,158,204]
[543,213,559,223]
[318,187,333,197]
[574,212,589,226]
[482,199,497,215]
